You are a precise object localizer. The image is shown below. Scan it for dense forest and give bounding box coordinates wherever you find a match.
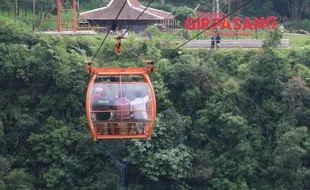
[1,7,310,188]
[2,0,310,34]
[1,0,310,21]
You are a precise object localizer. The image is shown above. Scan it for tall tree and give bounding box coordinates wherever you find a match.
[286,0,310,20]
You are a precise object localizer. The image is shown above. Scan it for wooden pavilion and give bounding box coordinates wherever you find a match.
[79,0,175,33]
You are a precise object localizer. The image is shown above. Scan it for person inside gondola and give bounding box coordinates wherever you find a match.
[92,90,111,121]
[114,92,131,120]
[92,89,113,135]
[130,91,149,134]
[113,92,132,134]
[92,88,103,106]
[91,87,103,121]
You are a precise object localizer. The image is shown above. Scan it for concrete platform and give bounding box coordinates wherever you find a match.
[185,39,290,49]
[34,30,97,35]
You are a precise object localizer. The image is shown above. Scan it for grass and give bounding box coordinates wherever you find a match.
[1,10,76,31]
[283,33,310,47]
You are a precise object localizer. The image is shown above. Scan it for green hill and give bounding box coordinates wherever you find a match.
[1,15,310,190]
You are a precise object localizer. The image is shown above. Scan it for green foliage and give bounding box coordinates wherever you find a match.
[282,77,310,117]
[172,6,195,24]
[273,127,310,190]
[1,15,310,190]
[43,168,65,188]
[0,16,35,45]
[0,0,12,13]
[27,117,70,188]
[148,3,174,12]
[165,57,213,116]
[284,19,310,31]
[0,156,11,189]
[263,27,283,48]
[241,49,290,101]
[128,108,192,188]
[0,121,3,137]
[6,168,34,190]
[241,0,275,17]
[146,25,160,36]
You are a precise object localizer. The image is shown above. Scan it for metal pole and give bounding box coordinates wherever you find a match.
[228,0,231,19]
[57,0,61,32]
[213,0,215,14]
[73,0,77,32]
[216,0,219,18]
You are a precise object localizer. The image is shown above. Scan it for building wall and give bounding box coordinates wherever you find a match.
[87,20,160,33]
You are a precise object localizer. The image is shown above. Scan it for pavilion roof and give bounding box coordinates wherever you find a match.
[80,0,173,20]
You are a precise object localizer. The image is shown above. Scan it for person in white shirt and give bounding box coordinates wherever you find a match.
[130,91,149,134]
[279,24,284,33]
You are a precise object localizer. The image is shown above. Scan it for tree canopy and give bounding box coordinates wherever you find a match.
[0,14,310,189]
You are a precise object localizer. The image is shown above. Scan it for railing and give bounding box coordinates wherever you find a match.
[91,108,152,138]
[185,39,290,48]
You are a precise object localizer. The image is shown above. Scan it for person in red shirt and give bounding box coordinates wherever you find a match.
[91,88,103,107]
[113,92,132,135]
[114,92,131,120]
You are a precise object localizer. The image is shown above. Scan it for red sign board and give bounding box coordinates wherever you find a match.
[184,16,278,36]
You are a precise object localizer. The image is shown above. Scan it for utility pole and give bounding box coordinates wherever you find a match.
[216,0,219,18]
[33,0,36,31]
[213,0,215,14]
[228,0,231,19]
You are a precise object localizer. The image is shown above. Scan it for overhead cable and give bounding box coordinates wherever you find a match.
[91,0,128,62]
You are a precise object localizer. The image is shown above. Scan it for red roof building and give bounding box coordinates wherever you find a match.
[80,0,174,32]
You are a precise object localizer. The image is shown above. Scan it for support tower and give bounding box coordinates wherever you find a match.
[57,0,77,32]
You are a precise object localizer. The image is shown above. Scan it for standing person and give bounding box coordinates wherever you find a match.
[183,29,189,40]
[216,34,221,49]
[130,91,149,134]
[147,32,152,39]
[210,36,215,49]
[279,24,284,34]
[122,29,129,38]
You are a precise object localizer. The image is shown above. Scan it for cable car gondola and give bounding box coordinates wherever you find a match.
[85,61,156,141]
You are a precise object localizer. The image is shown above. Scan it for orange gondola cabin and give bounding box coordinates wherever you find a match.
[86,61,156,140]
